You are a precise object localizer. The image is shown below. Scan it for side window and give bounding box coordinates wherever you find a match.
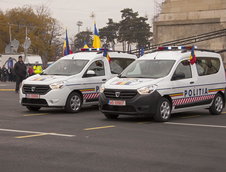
[196,57,220,76]
[172,60,192,80]
[86,60,105,77]
[110,58,134,74]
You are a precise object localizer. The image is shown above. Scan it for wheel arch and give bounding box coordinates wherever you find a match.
[163,95,173,109]
[217,91,225,108]
[66,90,83,106]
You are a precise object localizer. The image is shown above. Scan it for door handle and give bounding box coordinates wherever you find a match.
[102,79,107,81]
[190,81,194,84]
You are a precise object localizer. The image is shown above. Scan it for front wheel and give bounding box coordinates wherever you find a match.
[209,93,224,115]
[65,92,82,113]
[104,113,119,119]
[154,97,171,122]
[26,106,41,111]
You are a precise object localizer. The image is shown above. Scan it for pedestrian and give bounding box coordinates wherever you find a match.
[2,65,8,82]
[14,56,27,93]
[0,67,2,81]
[27,64,34,76]
[33,62,43,74]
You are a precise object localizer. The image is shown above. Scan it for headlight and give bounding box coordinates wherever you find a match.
[99,84,105,93]
[137,85,157,95]
[50,81,65,89]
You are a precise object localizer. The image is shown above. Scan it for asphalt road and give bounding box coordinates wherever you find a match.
[0,81,226,172]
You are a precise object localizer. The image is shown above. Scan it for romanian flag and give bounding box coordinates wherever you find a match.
[103,48,111,62]
[189,45,196,64]
[83,41,89,48]
[92,22,101,48]
[63,29,72,56]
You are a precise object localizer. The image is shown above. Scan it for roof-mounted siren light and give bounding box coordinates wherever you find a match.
[157,46,198,51]
[80,48,107,52]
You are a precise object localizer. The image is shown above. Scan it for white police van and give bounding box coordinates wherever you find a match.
[19,49,136,112]
[99,46,226,122]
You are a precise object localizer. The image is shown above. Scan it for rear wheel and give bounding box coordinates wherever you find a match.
[65,92,82,113]
[209,93,224,115]
[154,97,171,122]
[104,113,119,119]
[26,106,41,111]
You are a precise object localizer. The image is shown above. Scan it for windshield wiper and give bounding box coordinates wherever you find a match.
[118,75,127,78]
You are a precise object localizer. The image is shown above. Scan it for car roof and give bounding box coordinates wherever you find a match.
[139,50,221,61]
[61,51,137,60]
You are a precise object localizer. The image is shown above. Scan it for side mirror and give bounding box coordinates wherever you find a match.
[84,70,96,77]
[172,72,185,80]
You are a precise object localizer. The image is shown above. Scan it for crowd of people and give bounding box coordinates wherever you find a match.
[0,65,16,82]
[0,56,43,93]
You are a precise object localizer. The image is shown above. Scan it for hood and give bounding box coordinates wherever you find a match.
[24,74,70,85]
[104,77,162,89]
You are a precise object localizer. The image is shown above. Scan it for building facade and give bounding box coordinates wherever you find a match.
[153,0,226,62]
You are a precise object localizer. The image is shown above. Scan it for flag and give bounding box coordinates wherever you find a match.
[103,48,111,62]
[140,47,144,57]
[83,41,89,48]
[189,45,196,64]
[92,22,101,48]
[63,29,71,56]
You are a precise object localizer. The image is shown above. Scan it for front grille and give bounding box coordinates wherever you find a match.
[22,84,51,95]
[104,89,137,100]
[102,105,136,112]
[22,98,48,106]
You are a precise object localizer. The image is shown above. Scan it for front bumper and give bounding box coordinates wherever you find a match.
[19,87,70,107]
[99,90,162,116]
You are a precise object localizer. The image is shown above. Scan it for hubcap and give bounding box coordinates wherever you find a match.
[215,96,223,112]
[70,95,81,111]
[160,101,170,119]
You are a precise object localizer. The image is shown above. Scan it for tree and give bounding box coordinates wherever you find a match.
[0,10,9,53]
[74,31,92,51]
[99,18,119,50]
[118,8,152,51]
[0,6,63,63]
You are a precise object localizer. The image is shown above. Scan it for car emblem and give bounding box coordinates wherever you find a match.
[115,92,120,97]
[31,87,36,92]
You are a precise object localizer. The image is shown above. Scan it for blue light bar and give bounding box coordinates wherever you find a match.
[157,46,197,51]
[81,48,108,52]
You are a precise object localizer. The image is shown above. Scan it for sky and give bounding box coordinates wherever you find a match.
[0,0,164,38]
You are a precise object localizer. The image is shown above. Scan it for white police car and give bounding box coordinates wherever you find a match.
[99,46,226,122]
[19,49,136,112]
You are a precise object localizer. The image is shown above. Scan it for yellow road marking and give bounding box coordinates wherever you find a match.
[24,113,49,117]
[0,128,75,137]
[222,112,226,114]
[0,89,15,91]
[15,133,48,139]
[84,125,115,131]
[180,115,201,119]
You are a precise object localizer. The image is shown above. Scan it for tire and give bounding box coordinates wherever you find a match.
[104,113,119,119]
[26,106,41,111]
[65,92,82,113]
[154,97,171,122]
[209,93,224,115]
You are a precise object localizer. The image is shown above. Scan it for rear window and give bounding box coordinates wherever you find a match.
[110,58,135,74]
[196,57,220,76]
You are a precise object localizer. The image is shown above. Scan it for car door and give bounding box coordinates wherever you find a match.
[82,60,107,104]
[170,60,196,110]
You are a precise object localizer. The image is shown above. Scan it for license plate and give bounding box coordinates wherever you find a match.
[26,94,40,99]
[108,100,126,106]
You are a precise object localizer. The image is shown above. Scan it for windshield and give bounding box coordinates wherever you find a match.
[119,60,175,78]
[110,58,135,74]
[43,59,89,76]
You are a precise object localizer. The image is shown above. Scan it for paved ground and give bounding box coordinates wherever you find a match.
[0,81,226,172]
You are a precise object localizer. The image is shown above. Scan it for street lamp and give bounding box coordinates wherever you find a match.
[76,21,83,33]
